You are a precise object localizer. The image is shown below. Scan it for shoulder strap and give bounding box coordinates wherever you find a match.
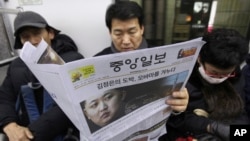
[19,82,56,123]
[21,84,40,123]
[43,89,56,113]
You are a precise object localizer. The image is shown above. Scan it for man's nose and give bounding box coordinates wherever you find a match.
[122,34,131,45]
[99,101,108,111]
[29,36,41,47]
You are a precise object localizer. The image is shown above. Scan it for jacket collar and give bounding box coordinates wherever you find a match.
[111,38,148,53]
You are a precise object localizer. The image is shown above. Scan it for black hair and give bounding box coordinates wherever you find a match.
[199,28,249,69]
[105,1,144,32]
[192,28,249,121]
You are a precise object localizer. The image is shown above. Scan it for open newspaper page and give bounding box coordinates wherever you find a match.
[20,38,65,65]
[20,38,205,141]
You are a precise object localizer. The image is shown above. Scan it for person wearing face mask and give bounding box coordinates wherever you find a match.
[160,28,250,141]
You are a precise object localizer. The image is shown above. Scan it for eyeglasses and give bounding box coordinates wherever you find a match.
[204,70,235,78]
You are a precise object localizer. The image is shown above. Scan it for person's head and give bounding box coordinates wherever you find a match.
[105,1,144,52]
[198,28,249,84]
[82,89,126,127]
[14,11,60,49]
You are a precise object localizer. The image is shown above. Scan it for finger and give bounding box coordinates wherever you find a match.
[166,98,187,106]
[170,105,186,112]
[166,98,188,112]
[25,128,34,139]
[172,88,189,99]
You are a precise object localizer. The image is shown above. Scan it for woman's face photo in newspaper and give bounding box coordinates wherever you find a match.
[83,89,125,127]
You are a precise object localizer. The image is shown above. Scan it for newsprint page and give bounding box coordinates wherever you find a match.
[20,38,205,141]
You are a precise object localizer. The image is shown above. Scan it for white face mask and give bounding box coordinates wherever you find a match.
[198,65,228,84]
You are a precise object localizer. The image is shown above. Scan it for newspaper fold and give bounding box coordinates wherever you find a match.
[20,38,205,141]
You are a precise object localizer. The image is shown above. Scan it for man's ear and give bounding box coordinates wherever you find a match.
[141,25,144,35]
[48,28,55,39]
[121,90,127,101]
[84,109,91,119]
[197,55,201,64]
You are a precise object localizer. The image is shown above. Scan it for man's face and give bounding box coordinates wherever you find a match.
[19,27,55,47]
[110,18,144,52]
[84,89,123,127]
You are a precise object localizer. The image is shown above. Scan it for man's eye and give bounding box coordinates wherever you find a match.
[33,30,42,35]
[20,35,29,40]
[129,32,136,35]
[129,28,137,34]
[90,102,98,108]
[104,93,114,101]
[115,33,122,36]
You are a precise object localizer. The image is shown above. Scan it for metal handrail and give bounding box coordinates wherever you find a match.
[0,56,18,67]
[0,4,23,66]
[0,7,22,14]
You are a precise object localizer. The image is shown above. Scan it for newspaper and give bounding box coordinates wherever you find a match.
[20,38,205,141]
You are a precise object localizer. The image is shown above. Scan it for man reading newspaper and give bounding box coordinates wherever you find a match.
[95,1,189,115]
[19,1,206,140]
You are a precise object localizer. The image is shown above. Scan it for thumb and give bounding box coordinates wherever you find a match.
[25,128,34,139]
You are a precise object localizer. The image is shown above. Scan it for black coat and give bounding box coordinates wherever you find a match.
[94,47,114,56]
[0,34,84,141]
[243,54,250,118]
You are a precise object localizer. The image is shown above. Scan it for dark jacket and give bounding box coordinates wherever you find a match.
[243,54,250,118]
[94,46,114,56]
[0,34,84,141]
[162,63,249,141]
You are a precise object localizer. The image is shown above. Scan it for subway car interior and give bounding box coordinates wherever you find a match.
[1,0,250,83]
[0,0,250,140]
